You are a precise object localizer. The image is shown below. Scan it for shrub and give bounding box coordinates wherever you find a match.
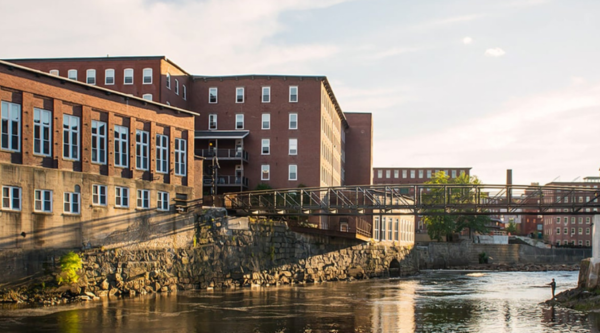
[56,252,82,285]
[478,252,488,264]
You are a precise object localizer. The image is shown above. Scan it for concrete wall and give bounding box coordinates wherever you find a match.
[418,242,591,269]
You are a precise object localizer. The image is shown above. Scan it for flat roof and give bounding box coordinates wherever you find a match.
[0,59,198,116]
[3,55,190,75]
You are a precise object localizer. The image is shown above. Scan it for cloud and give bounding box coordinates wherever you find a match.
[484,47,506,57]
[463,37,473,45]
[412,14,485,30]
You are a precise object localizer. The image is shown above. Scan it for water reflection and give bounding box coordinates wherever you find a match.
[0,271,596,333]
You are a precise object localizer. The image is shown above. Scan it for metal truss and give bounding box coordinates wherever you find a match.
[223,184,600,216]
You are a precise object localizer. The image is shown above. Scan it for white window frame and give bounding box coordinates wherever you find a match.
[262,87,270,103]
[183,85,187,100]
[68,69,77,80]
[209,114,217,130]
[142,94,153,101]
[33,108,52,156]
[174,138,187,176]
[105,69,115,85]
[86,69,96,85]
[175,79,179,95]
[114,125,128,167]
[402,170,407,178]
[289,86,298,102]
[262,113,270,130]
[115,186,129,208]
[419,170,424,178]
[236,87,244,103]
[289,164,298,181]
[289,138,297,155]
[261,139,270,155]
[49,69,59,76]
[166,73,171,89]
[63,114,80,160]
[209,87,218,103]
[143,68,152,84]
[137,189,150,209]
[92,185,107,206]
[261,165,270,180]
[124,68,134,85]
[386,170,390,178]
[64,192,80,214]
[235,114,244,129]
[156,134,168,174]
[374,217,380,240]
[136,130,149,170]
[158,191,170,211]
[34,189,52,212]
[289,113,298,129]
[377,170,382,178]
[1,101,21,152]
[91,120,107,164]
[394,170,399,178]
[410,170,415,178]
[427,170,432,178]
[2,186,21,211]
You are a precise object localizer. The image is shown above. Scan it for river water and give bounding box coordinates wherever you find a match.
[0,270,598,333]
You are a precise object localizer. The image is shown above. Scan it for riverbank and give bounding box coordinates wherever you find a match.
[448,263,580,272]
[546,287,600,311]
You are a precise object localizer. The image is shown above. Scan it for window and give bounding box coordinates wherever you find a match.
[183,85,187,100]
[137,189,150,209]
[114,125,128,167]
[2,186,20,210]
[92,185,107,206]
[579,228,583,235]
[262,87,270,103]
[236,87,244,103]
[115,187,129,208]
[394,170,399,178]
[378,170,382,178]
[262,114,270,129]
[261,165,270,180]
[63,115,79,160]
[158,191,170,211]
[142,94,153,101]
[289,86,298,102]
[556,228,560,234]
[289,138,297,155]
[174,138,186,176]
[579,217,583,224]
[452,170,457,178]
[1,101,21,152]
[124,68,133,84]
[402,170,407,178]
[410,170,415,178]
[236,114,244,129]
[156,134,168,174]
[587,240,591,247]
[86,69,96,85]
[34,189,52,212]
[143,68,152,84]
[388,219,393,240]
[571,228,575,235]
[374,217,380,240]
[166,73,171,89]
[289,165,298,181]
[64,191,80,214]
[571,217,576,224]
[105,69,115,85]
[136,130,149,170]
[49,69,59,76]
[209,88,217,103]
[394,219,399,241]
[556,217,561,223]
[209,114,217,130]
[386,170,390,178]
[564,217,568,225]
[381,217,386,241]
[289,113,298,129]
[91,120,106,164]
[261,139,270,155]
[68,69,77,80]
[175,79,179,95]
[587,217,591,224]
[33,108,51,156]
[419,170,424,178]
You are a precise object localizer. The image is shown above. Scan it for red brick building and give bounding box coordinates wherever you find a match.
[373,167,472,185]
[0,60,200,250]
[543,177,599,247]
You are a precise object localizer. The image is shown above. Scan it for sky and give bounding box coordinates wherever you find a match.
[1,0,599,185]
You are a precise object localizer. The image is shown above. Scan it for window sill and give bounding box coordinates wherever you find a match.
[114,206,130,210]
[91,204,107,208]
[32,211,53,215]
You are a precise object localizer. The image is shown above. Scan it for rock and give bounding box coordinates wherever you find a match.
[101,280,109,290]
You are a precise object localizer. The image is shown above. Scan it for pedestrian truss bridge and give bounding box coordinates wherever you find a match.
[223,184,600,216]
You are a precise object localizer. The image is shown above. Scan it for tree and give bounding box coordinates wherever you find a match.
[422,171,490,241]
[506,221,517,235]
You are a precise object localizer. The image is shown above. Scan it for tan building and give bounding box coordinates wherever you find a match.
[0,60,200,250]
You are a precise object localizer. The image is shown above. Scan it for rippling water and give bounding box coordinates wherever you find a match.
[0,270,598,332]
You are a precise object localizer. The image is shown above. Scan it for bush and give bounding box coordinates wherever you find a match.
[478,252,489,264]
[56,252,82,285]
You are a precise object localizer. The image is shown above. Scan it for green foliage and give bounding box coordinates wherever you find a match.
[422,171,490,241]
[269,245,275,262]
[506,222,517,234]
[255,183,273,191]
[478,252,489,264]
[56,252,82,285]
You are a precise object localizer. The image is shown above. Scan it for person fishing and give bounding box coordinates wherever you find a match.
[548,278,556,299]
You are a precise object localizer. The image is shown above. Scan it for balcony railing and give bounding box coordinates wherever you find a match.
[197,149,249,161]
[204,175,249,188]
